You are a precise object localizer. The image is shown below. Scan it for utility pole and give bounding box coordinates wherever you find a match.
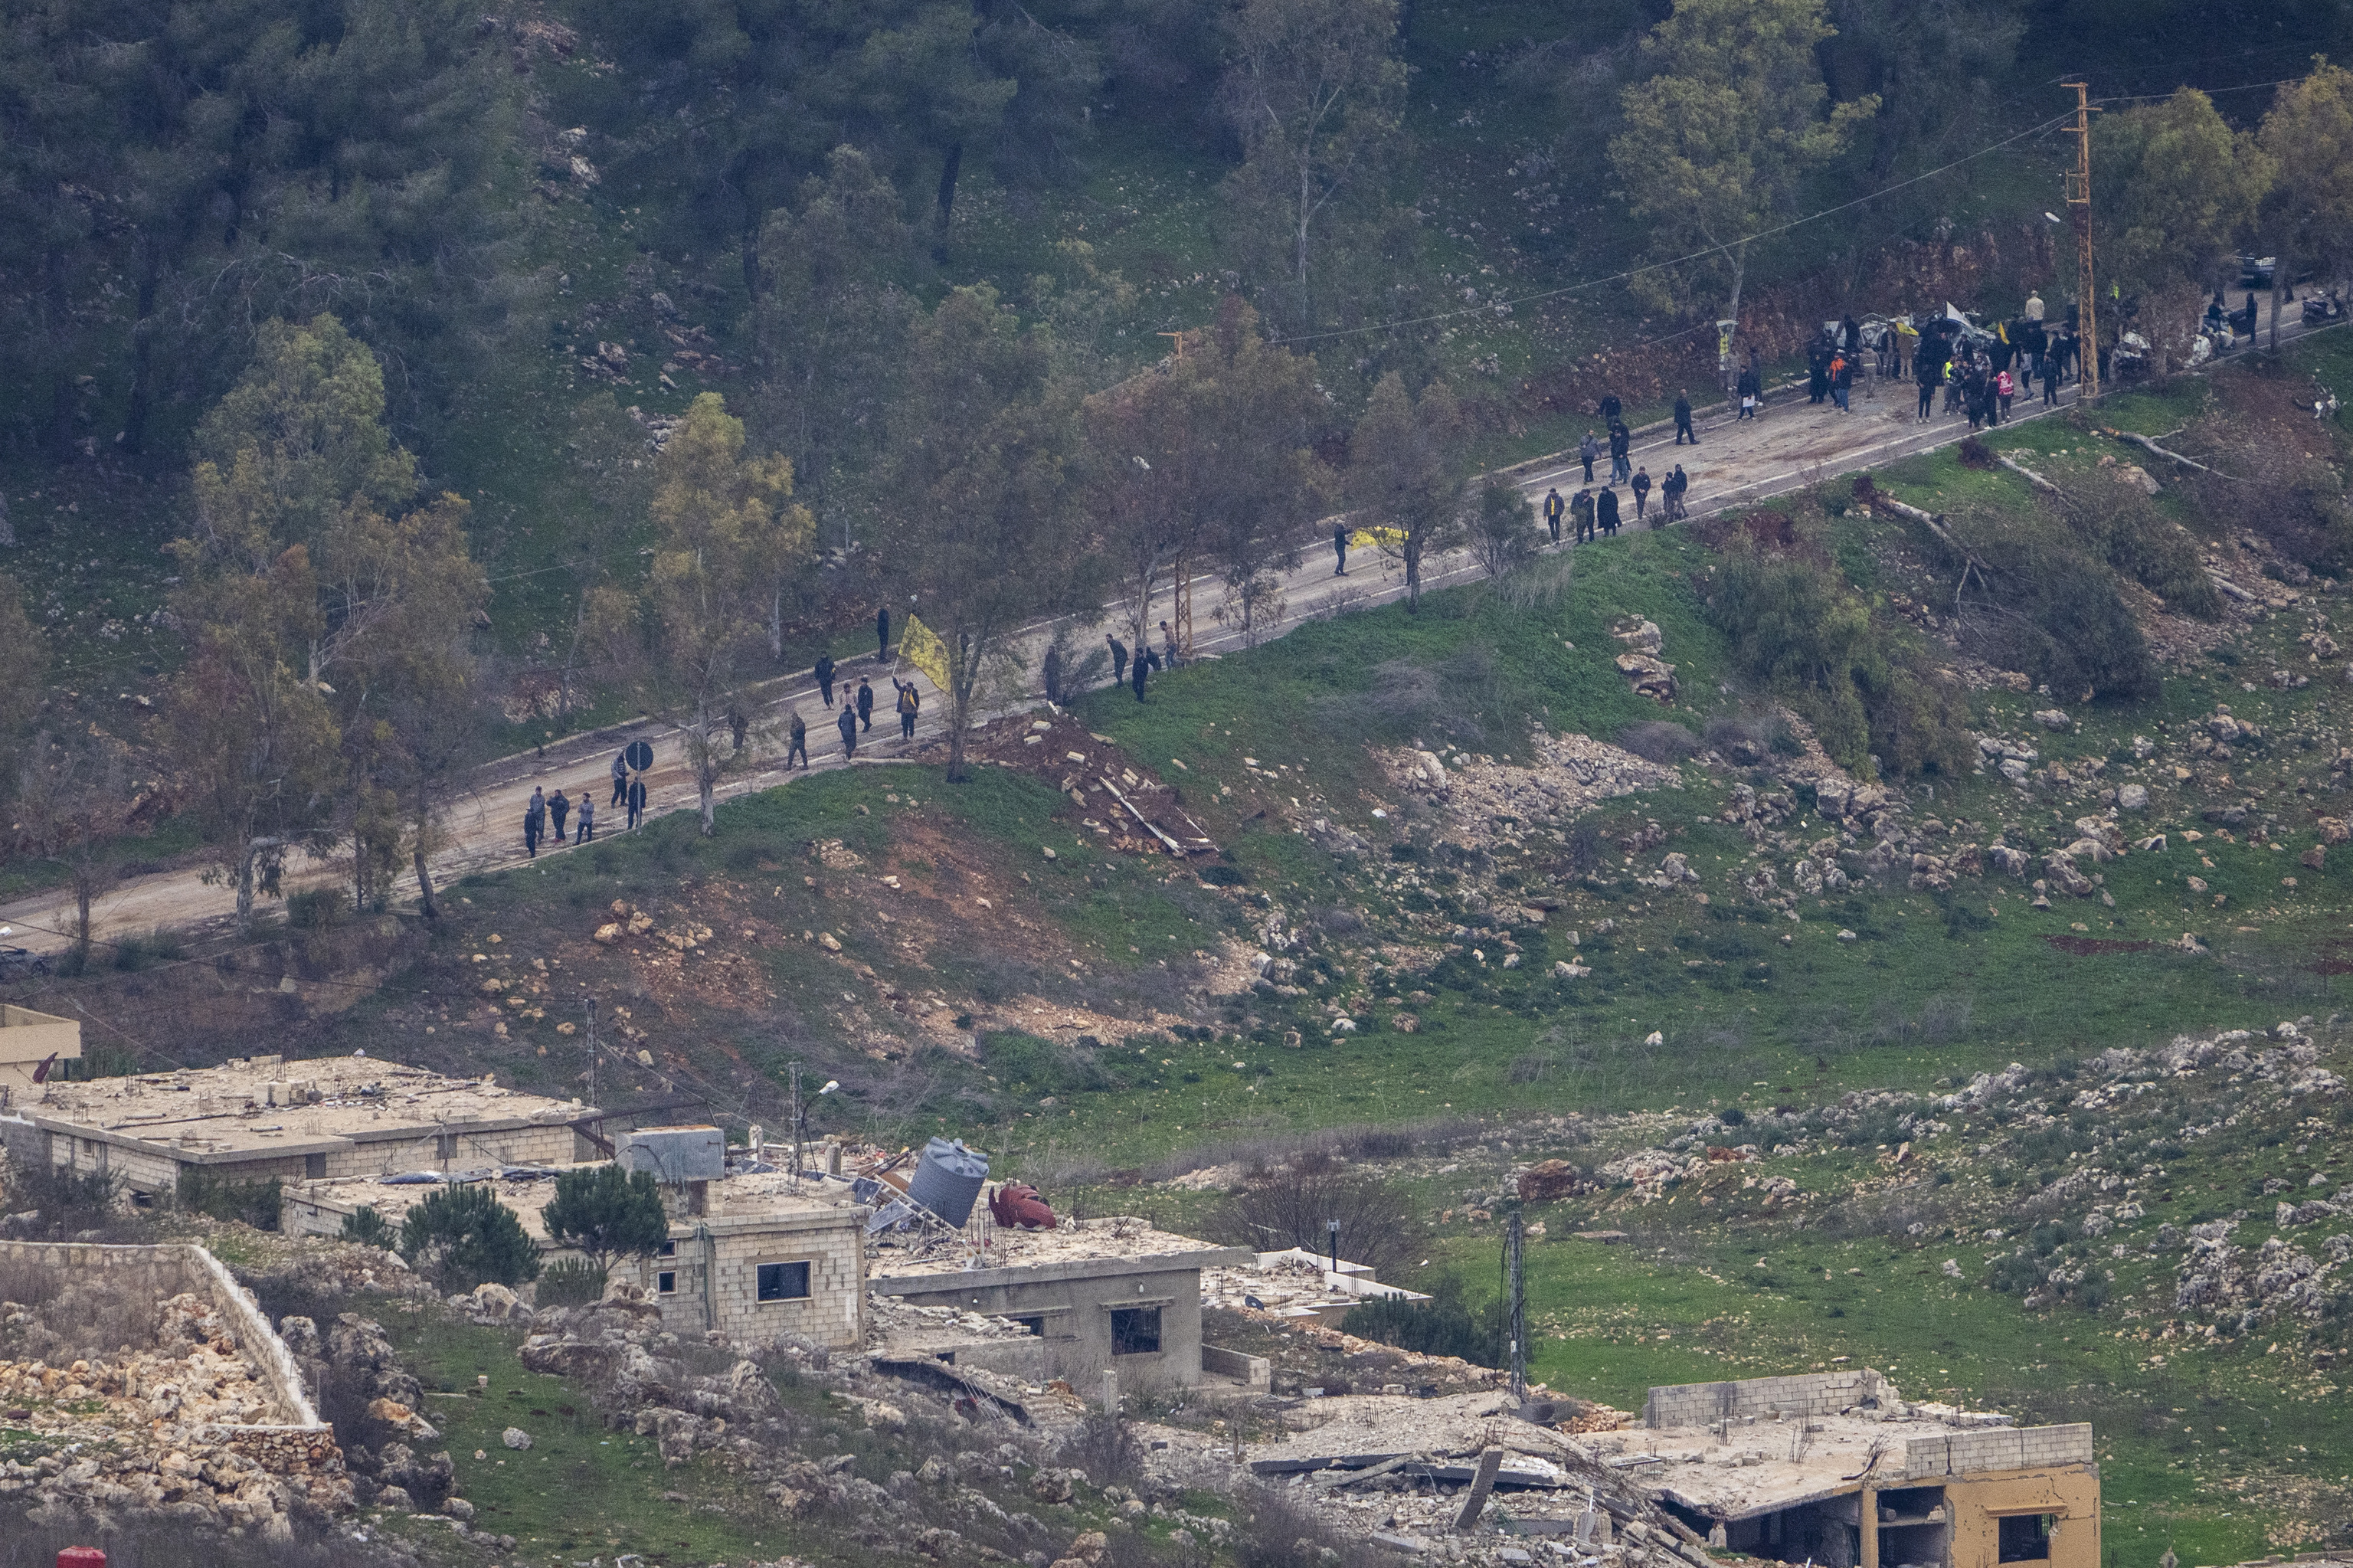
[2064,80,2100,404]
[1173,554,1193,662]
[788,1062,803,1188]
[1504,1209,1527,1404]
[584,997,599,1107]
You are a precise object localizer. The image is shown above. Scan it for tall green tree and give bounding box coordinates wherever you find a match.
[542,1166,671,1278]
[1346,372,1468,614]
[878,286,1092,781]
[2095,88,2269,372]
[1217,0,1409,342]
[1607,0,1877,345]
[2258,61,2353,350]
[754,148,918,534]
[173,315,484,927]
[590,394,813,834]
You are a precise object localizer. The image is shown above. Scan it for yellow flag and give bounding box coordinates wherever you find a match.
[900,614,952,693]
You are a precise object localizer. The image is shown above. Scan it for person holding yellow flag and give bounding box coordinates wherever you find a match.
[892,676,921,741]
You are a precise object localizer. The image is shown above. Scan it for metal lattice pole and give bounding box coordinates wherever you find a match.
[1505,1210,1527,1403]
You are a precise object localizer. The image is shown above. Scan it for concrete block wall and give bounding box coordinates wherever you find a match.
[633,1216,866,1350]
[1903,1425,2093,1478]
[1644,1370,1891,1429]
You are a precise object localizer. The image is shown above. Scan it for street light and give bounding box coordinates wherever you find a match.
[1326,1218,1342,1276]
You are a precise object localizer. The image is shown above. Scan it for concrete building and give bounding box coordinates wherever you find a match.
[868,1216,1252,1393]
[286,1162,869,1351]
[0,1003,80,1093]
[0,1054,601,1207]
[1583,1371,2100,1568]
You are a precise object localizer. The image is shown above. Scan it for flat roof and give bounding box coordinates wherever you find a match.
[290,1163,863,1242]
[1582,1373,2092,1520]
[870,1215,1252,1291]
[17,1054,594,1160]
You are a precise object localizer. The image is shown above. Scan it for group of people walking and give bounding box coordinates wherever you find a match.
[1902,294,2080,428]
[519,759,637,858]
[1540,460,1689,546]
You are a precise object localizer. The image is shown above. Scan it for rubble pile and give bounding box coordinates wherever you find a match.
[1388,732,1681,842]
[0,1291,349,1538]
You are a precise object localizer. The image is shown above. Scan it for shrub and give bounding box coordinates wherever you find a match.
[1342,1275,1504,1367]
[535,1258,609,1308]
[1617,719,1699,764]
[284,888,346,931]
[3,1160,123,1234]
[1706,538,1972,776]
[398,1182,542,1291]
[339,1206,395,1249]
[176,1168,283,1230]
[1212,1156,1419,1277]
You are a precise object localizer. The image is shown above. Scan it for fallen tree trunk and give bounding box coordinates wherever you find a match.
[2098,425,2238,479]
[1997,453,2062,495]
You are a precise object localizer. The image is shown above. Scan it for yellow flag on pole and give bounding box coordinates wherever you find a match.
[900,614,952,693]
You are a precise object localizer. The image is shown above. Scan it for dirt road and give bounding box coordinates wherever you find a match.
[8,303,2329,956]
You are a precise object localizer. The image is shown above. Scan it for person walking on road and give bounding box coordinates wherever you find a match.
[1631,466,1652,524]
[892,676,920,741]
[1830,352,1852,413]
[1664,464,1690,523]
[524,789,545,858]
[1673,389,1697,444]
[610,750,629,807]
[815,653,836,709]
[574,793,594,843]
[626,776,647,831]
[1736,365,1760,421]
[875,605,891,663]
[1042,644,1063,705]
[1542,487,1564,545]
[856,677,874,733]
[836,703,858,761]
[1106,633,1128,688]
[1130,650,1148,702]
[1333,524,1349,575]
[786,709,809,771]
[549,789,571,843]
[1599,391,1622,426]
[2040,353,2062,408]
[1916,350,1937,421]
[1572,486,1596,544]
[1596,485,1621,538]
[1160,619,1181,669]
[1607,420,1631,483]
[1579,430,1599,483]
[1995,367,2014,423]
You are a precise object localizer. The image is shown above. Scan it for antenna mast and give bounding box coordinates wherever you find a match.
[2064,80,2100,403]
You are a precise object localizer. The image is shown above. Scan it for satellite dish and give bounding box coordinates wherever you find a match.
[623,739,654,772]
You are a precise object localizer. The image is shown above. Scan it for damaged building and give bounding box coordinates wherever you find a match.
[286,1126,869,1350]
[0,1054,602,1206]
[1586,1371,2099,1568]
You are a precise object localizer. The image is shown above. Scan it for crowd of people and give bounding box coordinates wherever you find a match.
[522,288,2128,850]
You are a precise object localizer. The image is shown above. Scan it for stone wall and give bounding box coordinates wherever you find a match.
[0,1239,321,1428]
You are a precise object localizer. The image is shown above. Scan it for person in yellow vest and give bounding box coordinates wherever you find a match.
[891,676,921,741]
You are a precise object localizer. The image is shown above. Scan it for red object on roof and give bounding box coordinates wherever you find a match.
[58,1550,108,1568]
[988,1182,1056,1230]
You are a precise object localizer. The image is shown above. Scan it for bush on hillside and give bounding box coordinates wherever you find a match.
[1341,1275,1504,1367]
[177,1168,283,1230]
[1704,538,1972,777]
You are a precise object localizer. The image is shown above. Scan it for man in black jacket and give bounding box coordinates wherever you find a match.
[1542,488,1564,545]
[1596,486,1621,538]
[1673,389,1697,444]
[814,653,836,709]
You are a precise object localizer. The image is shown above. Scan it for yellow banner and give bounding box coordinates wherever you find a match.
[900,613,952,693]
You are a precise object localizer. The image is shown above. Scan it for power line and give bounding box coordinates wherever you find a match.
[1265,113,2076,349]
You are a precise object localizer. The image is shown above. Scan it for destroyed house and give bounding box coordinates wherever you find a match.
[0,1054,602,1209]
[1585,1372,2099,1568]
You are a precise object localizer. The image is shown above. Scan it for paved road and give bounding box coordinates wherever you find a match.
[6,301,2332,956]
